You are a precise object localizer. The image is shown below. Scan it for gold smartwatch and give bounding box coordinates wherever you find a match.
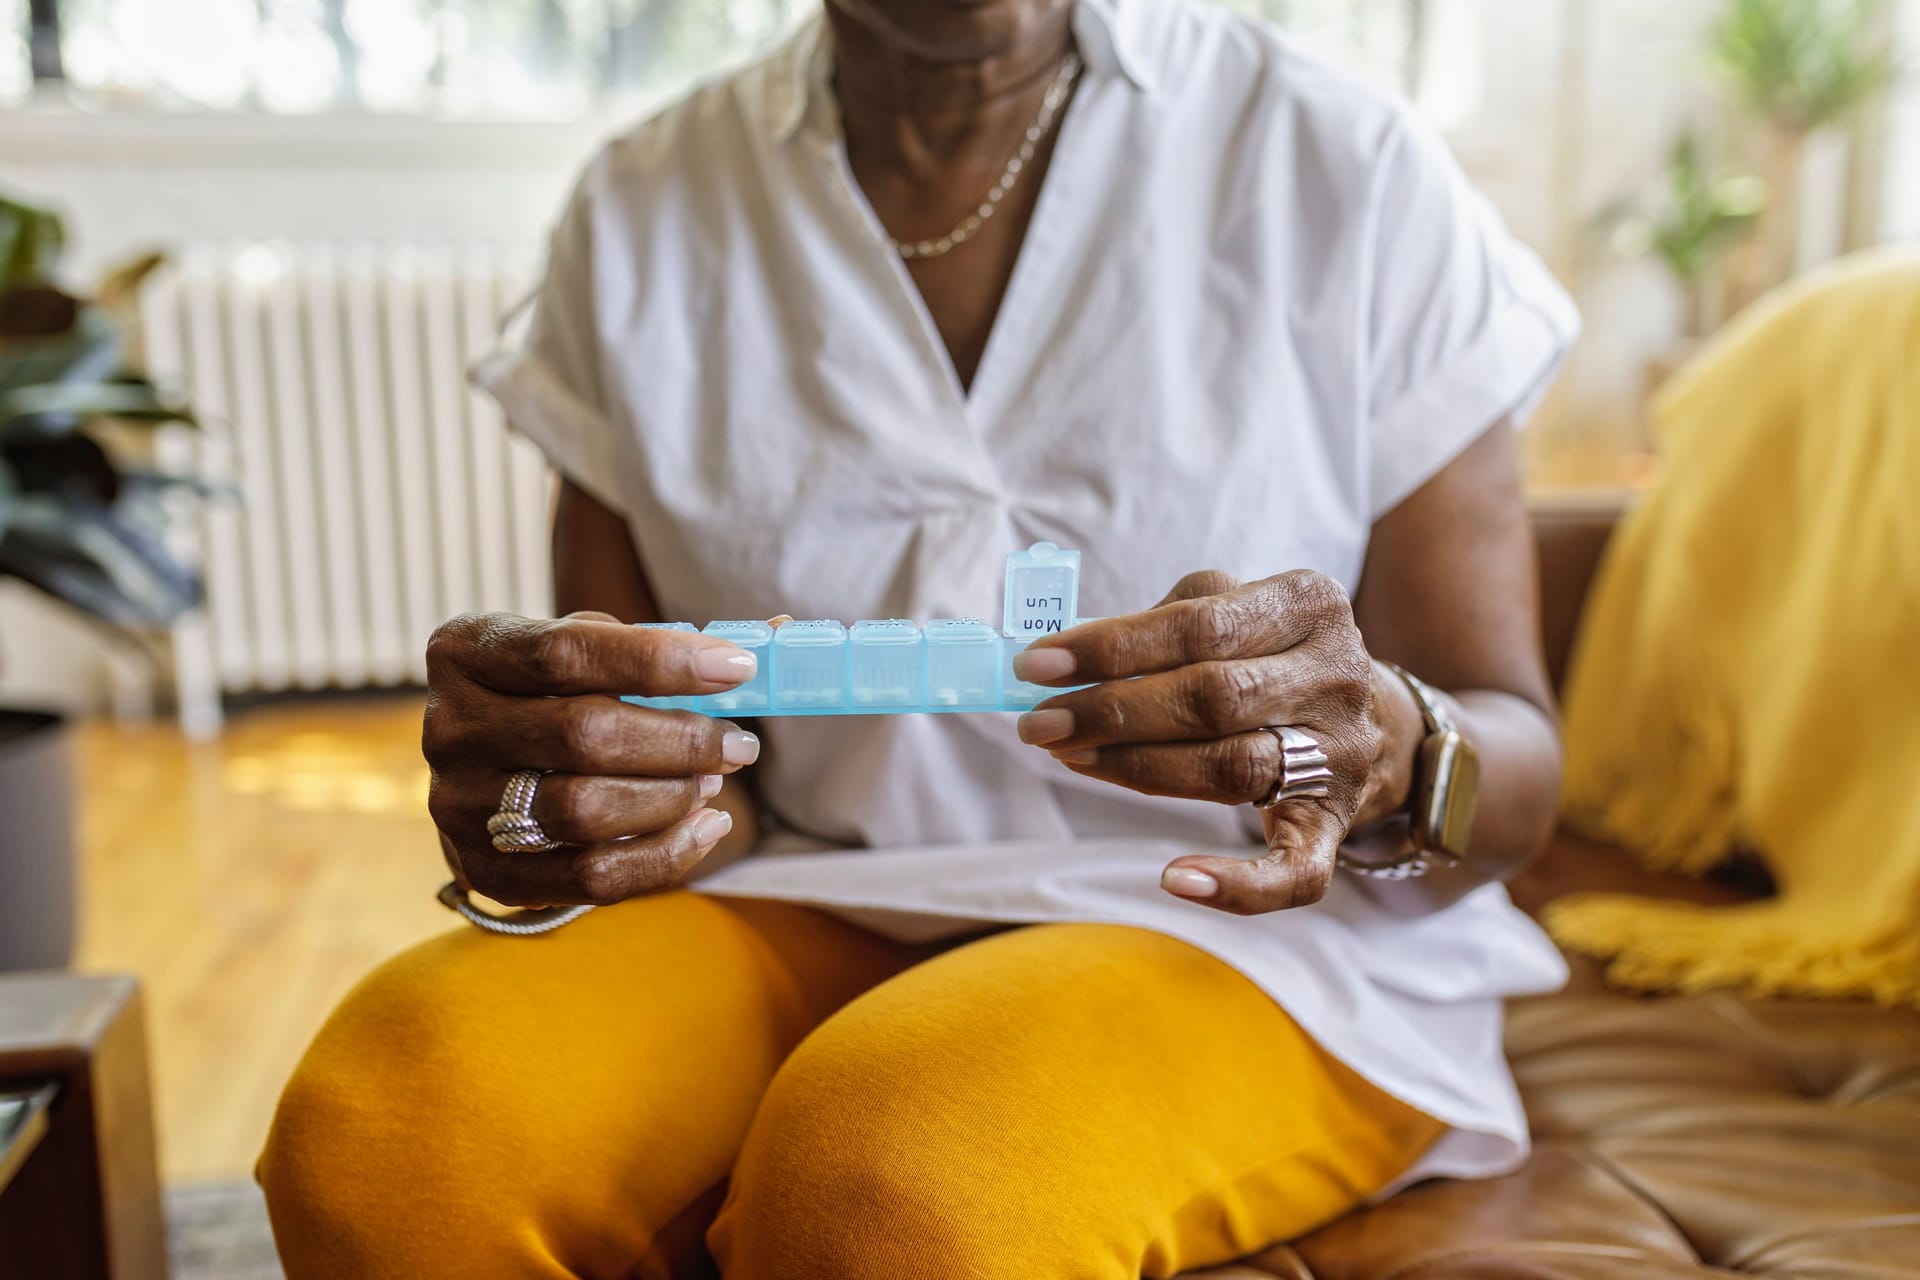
[1337,664,1478,880]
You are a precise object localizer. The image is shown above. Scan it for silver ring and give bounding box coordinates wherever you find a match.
[1256,726,1333,808]
[488,769,561,852]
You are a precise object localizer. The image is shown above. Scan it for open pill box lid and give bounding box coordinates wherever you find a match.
[1002,541,1081,639]
[624,543,1090,716]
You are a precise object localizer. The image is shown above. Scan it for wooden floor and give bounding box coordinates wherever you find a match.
[74,694,450,1184]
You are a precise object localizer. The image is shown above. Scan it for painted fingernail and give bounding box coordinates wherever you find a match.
[722,730,760,766]
[1017,708,1074,746]
[692,807,733,852]
[1053,747,1098,766]
[1012,648,1077,683]
[695,646,757,684]
[1161,867,1220,900]
[699,773,723,799]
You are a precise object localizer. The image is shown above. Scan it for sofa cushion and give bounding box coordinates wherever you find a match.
[1179,833,1920,1279]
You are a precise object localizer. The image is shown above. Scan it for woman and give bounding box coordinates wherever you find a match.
[260,0,1578,1274]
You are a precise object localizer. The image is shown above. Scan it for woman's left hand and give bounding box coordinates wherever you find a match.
[1010,569,1412,915]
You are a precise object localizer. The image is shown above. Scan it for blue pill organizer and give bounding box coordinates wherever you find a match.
[625,542,1090,716]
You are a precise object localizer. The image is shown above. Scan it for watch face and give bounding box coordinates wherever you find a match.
[1416,730,1479,860]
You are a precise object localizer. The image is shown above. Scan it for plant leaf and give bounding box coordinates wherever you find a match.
[96,251,168,311]
[1713,0,1896,131]
[0,455,15,544]
[118,466,241,501]
[0,493,199,628]
[0,535,161,630]
[0,380,198,434]
[73,496,203,609]
[0,306,122,393]
[0,196,67,292]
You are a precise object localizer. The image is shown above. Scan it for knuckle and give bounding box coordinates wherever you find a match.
[1106,747,1151,789]
[1257,853,1329,912]
[524,620,585,687]
[1336,661,1374,714]
[1219,734,1276,800]
[536,775,594,839]
[1280,571,1354,637]
[1174,569,1237,600]
[1093,691,1133,741]
[569,848,629,905]
[456,853,513,903]
[424,614,483,680]
[630,836,690,895]
[1286,569,1349,615]
[1195,662,1265,728]
[1187,596,1251,658]
[419,696,452,761]
[420,693,481,766]
[1284,872,1331,909]
[556,700,613,764]
[673,712,722,766]
[425,775,464,832]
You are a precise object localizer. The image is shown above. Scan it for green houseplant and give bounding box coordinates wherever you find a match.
[0,192,207,971]
[1711,0,1897,293]
[1602,131,1769,339]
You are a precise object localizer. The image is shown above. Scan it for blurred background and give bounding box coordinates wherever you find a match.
[0,1,1914,1275]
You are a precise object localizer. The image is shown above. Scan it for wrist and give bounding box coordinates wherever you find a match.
[1355,657,1425,829]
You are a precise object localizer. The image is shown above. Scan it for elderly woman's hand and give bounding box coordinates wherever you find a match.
[1011,571,1417,915]
[422,612,761,908]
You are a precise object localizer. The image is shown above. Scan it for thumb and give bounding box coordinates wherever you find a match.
[1159,800,1343,915]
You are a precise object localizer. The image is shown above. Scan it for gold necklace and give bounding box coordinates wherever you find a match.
[883,52,1081,261]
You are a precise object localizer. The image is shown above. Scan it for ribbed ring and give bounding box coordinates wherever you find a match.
[1255,726,1334,808]
[488,769,561,852]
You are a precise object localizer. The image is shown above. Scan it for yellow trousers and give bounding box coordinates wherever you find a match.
[259,893,1441,1280]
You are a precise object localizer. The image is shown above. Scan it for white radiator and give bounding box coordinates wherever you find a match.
[137,242,552,731]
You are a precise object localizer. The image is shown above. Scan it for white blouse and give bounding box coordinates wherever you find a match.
[477,0,1579,1192]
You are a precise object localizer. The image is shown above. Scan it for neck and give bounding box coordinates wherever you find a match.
[828,7,1075,164]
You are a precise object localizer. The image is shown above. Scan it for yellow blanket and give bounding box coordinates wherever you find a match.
[1549,250,1920,1007]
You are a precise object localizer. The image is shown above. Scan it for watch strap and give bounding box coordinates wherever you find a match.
[1387,662,1455,735]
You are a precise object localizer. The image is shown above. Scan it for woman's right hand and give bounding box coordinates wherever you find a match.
[423,611,762,908]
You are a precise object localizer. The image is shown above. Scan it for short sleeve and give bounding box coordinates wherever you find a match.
[1363,112,1580,518]
[470,162,627,514]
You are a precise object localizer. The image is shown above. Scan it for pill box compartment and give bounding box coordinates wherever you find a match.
[925,619,1001,708]
[849,620,925,707]
[627,622,699,709]
[773,620,850,709]
[698,620,773,712]
[1001,634,1056,709]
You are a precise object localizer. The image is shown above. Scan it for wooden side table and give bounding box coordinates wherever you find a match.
[0,973,167,1279]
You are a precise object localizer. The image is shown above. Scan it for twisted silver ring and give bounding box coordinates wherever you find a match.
[1256,726,1333,808]
[487,769,561,852]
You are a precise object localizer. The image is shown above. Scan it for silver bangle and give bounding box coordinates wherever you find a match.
[1334,847,1445,880]
[437,882,595,936]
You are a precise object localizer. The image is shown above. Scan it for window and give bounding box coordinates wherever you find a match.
[5,0,1434,118]
[1884,0,1920,238]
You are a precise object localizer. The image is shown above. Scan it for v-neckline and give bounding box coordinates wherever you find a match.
[823,82,1088,427]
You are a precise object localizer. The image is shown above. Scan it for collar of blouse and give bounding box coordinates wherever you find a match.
[760,0,1168,147]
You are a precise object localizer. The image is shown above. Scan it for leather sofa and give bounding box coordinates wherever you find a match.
[1187,497,1920,1279]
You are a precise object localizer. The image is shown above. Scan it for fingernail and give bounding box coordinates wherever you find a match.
[699,773,723,799]
[722,730,761,766]
[1017,708,1074,746]
[1161,867,1220,900]
[692,807,733,852]
[1012,648,1077,683]
[1053,747,1098,766]
[695,646,757,684]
